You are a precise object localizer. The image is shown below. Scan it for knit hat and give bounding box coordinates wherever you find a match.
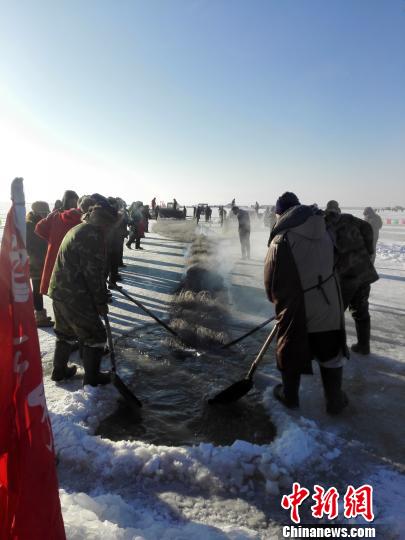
[325,200,341,214]
[31,201,50,215]
[275,192,300,215]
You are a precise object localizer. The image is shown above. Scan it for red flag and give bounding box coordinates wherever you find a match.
[0,178,66,540]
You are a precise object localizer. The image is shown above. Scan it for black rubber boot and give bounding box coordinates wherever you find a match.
[320,366,349,415]
[51,341,77,382]
[126,231,136,250]
[273,372,300,409]
[351,319,371,355]
[82,346,111,387]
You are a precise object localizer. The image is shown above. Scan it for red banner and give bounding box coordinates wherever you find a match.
[0,181,66,539]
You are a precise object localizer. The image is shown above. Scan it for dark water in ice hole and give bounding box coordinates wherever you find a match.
[96,326,276,446]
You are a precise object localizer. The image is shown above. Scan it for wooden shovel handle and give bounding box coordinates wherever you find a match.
[246,323,278,380]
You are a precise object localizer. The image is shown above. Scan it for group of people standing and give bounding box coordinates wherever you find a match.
[25,188,382,417]
[26,191,153,387]
[264,192,382,415]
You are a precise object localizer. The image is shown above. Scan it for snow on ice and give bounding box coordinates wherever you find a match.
[30,215,405,539]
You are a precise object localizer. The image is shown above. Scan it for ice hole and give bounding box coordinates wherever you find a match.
[96,328,276,447]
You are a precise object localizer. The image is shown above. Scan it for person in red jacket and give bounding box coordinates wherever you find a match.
[35,190,81,295]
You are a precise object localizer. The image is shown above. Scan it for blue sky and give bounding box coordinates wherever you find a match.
[0,0,404,206]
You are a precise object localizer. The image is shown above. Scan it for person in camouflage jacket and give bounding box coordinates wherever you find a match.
[325,200,378,355]
[48,202,118,385]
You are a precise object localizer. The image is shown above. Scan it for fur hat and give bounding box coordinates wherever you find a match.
[275,192,300,215]
[325,200,341,214]
[78,195,95,213]
[31,201,50,215]
[87,204,118,227]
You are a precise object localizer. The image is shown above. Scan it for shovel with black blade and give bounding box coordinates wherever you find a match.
[103,314,142,411]
[208,322,278,405]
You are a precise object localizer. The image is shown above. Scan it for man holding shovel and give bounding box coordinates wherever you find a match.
[48,199,118,386]
[264,192,349,415]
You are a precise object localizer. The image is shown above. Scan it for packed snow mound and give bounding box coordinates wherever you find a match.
[60,490,263,539]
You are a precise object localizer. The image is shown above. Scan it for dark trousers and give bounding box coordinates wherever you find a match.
[239,230,250,259]
[108,248,121,283]
[32,278,44,311]
[127,230,141,248]
[342,282,371,322]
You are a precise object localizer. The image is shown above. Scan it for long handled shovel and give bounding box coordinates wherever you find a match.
[103,315,142,410]
[221,315,275,349]
[208,322,278,404]
[113,286,192,349]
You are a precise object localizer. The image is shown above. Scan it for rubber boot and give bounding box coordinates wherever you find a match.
[320,366,348,415]
[126,231,136,250]
[35,309,55,328]
[351,319,370,355]
[51,341,77,381]
[273,372,300,409]
[82,346,111,387]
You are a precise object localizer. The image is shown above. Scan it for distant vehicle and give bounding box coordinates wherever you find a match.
[158,202,185,220]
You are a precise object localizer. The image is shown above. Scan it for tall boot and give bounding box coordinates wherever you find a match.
[273,372,300,409]
[126,231,136,250]
[82,346,111,387]
[320,366,348,415]
[351,319,370,355]
[51,341,77,381]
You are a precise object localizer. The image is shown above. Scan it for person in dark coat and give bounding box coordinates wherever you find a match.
[142,205,150,232]
[264,192,349,414]
[35,190,81,295]
[116,199,129,266]
[106,197,124,287]
[53,199,62,211]
[26,201,54,327]
[151,197,156,216]
[232,206,251,259]
[363,207,382,264]
[219,206,225,226]
[325,200,379,355]
[48,203,118,385]
[196,205,202,224]
[126,201,145,249]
